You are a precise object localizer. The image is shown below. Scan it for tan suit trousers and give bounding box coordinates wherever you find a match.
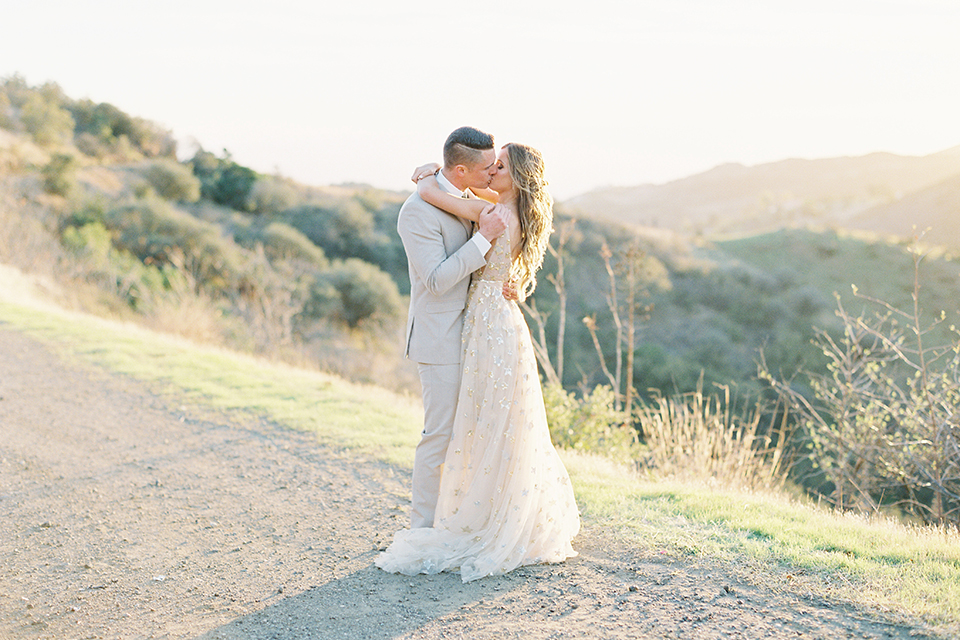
[411,362,461,528]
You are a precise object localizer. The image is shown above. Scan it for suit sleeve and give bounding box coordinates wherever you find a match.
[398,206,488,297]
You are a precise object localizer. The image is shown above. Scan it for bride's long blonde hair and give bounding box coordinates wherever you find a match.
[505,143,553,299]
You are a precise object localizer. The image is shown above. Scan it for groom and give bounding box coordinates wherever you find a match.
[398,126,506,528]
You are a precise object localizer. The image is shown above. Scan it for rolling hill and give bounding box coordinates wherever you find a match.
[562,145,960,244]
[846,172,960,249]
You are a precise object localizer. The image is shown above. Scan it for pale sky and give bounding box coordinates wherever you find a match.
[3,0,959,199]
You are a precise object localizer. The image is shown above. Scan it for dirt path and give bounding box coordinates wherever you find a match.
[0,328,936,639]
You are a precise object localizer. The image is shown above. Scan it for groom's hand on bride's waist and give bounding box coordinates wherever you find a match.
[502,280,522,303]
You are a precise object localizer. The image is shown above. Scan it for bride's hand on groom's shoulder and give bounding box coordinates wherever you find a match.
[412,162,441,183]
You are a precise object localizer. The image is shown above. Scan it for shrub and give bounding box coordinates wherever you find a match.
[303,275,341,323]
[257,222,328,267]
[314,258,402,329]
[104,197,247,295]
[140,159,201,202]
[0,91,12,129]
[282,200,374,258]
[74,132,110,159]
[281,198,406,284]
[246,176,300,214]
[70,99,176,158]
[61,221,112,263]
[60,219,190,312]
[543,383,639,462]
[41,153,79,196]
[20,92,74,146]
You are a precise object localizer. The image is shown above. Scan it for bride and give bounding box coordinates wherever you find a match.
[376,143,580,582]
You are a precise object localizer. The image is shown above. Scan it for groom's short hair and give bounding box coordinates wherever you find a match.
[443,126,495,169]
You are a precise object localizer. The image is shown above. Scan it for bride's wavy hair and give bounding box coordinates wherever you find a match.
[505,143,554,299]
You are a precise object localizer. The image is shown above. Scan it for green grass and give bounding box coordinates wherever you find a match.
[0,298,422,467]
[567,453,960,634]
[2,293,958,637]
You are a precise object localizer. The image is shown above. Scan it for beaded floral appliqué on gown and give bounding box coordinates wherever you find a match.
[376,229,580,582]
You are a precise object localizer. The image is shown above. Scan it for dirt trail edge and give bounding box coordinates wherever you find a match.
[0,328,935,640]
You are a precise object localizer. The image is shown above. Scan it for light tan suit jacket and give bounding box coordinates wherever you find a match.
[398,192,488,365]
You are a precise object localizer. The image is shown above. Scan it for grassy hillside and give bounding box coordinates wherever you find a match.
[717,228,960,323]
[527,219,960,403]
[1,286,957,638]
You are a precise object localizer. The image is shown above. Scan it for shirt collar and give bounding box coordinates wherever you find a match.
[436,170,467,197]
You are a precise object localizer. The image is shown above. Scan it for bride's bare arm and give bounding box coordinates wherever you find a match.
[417,175,486,222]
[465,186,499,204]
[411,163,498,204]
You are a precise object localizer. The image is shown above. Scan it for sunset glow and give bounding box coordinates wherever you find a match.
[3,0,958,198]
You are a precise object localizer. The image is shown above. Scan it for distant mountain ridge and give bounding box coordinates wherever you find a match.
[562,146,960,247]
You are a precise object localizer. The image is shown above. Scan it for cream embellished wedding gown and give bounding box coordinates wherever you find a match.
[376,230,580,582]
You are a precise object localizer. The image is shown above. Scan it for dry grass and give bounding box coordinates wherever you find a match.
[635,382,791,490]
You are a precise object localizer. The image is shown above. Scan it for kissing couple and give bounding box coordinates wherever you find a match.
[375,127,580,582]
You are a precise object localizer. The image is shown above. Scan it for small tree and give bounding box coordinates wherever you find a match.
[190,148,258,211]
[761,240,960,527]
[581,237,661,410]
[105,197,247,295]
[256,221,328,267]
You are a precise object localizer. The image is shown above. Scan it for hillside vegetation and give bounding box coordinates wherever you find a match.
[0,75,414,390]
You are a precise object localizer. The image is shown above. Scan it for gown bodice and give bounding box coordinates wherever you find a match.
[474,227,513,283]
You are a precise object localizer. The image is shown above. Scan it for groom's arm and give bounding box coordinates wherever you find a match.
[398,207,488,297]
